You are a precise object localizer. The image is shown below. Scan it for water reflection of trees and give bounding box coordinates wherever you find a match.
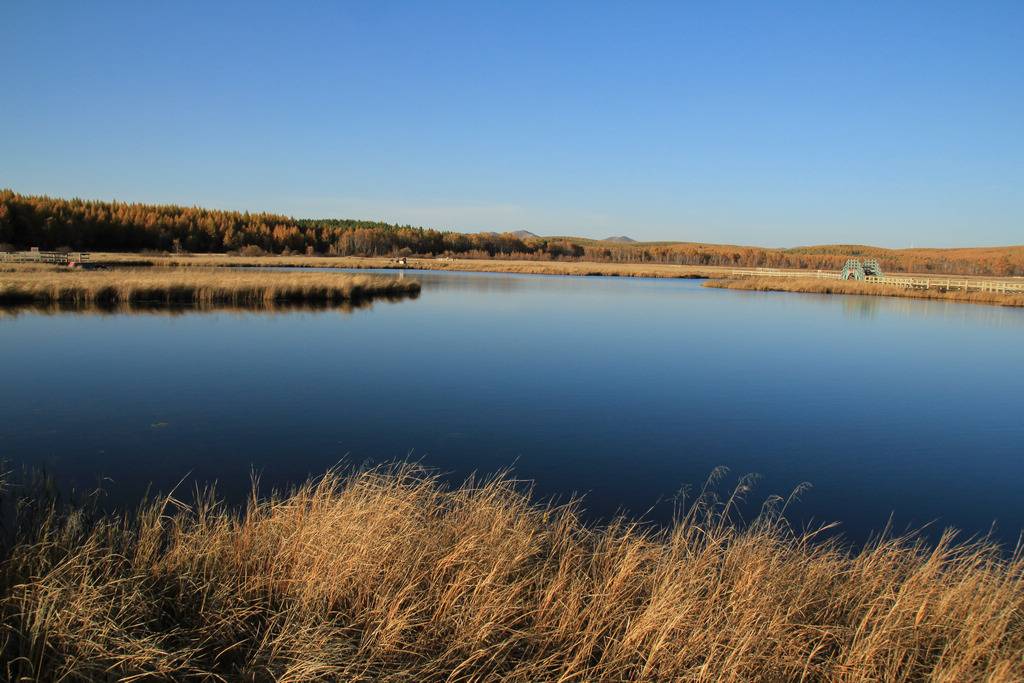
[0,294,417,318]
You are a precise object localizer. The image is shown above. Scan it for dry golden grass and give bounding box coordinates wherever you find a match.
[83,252,733,279]
[1,464,1021,681]
[372,257,730,280]
[0,264,419,307]
[704,276,1024,308]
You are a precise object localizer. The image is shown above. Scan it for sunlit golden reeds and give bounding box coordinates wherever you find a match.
[0,266,419,306]
[704,276,1024,307]
[2,463,1021,681]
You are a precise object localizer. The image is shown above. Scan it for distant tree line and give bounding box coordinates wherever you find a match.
[2,190,1021,276]
[0,191,539,259]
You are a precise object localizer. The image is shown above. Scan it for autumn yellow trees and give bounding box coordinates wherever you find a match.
[3,190,1022,275]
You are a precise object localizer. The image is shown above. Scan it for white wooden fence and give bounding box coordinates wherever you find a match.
[730,268,1024,294]
[1,251,90,264]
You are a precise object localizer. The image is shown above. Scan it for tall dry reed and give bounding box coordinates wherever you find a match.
[1,463,1021,681]
[0,267,419,306]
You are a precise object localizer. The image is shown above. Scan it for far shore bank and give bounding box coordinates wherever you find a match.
[7,253,1024,307]
[81,252,734,279]
[149,253,1024,307]
[703,275,1024,308]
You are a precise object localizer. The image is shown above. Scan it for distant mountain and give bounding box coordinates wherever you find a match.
[603,236,637,243]
[480,230,540,239]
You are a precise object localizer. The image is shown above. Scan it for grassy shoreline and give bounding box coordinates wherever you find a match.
[1,464,1021,681]
[703,276,1024,307]
[0,263,420,307]
[7,253,1024,311]
[88,252,735,279]
[96,252,1024,306]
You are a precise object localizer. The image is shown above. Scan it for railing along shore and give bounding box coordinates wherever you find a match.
[2,250,91,264]
[731,267,1024,294]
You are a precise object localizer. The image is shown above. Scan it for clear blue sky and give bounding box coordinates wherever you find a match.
[2,2,1021,248]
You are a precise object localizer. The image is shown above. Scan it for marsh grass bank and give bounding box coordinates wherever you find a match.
[703,276,1024,308]
[0,265,419,307]
[84,252,733,279]
[1,464,1021,681]
[91,253,1024,307]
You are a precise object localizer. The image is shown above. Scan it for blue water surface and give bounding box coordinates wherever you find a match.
[2,271,1022,547]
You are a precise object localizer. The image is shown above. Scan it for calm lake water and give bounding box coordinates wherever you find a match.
[2,270,1023,547]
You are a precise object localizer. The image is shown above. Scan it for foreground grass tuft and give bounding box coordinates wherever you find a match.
[1,464,1022,681]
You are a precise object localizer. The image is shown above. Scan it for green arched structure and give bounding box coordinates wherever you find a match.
[842,258,883,281]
